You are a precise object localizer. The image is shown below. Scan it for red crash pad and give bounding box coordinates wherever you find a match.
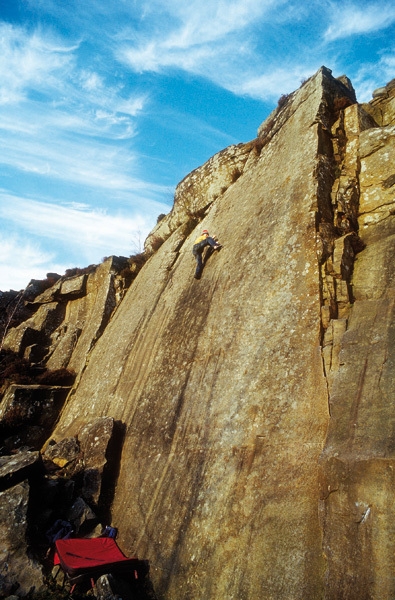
[54,537,138,577]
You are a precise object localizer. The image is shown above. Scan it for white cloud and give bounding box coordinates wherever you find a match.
[0,193,156,250]
[0,234,59,291]
[350,49,395,101]
[162,0,273,46]
[0,99,160,191]
[0,192,163,290]
[114,0,395,103]
[121,40,215,74]
[324,3,395,41]
[118,0,279,77]
[1,134,133,189]
[0,23,76,104]
[80,70,104,91]
[0,22,154,203]
[231,66,314,101]
[115,0,328,101]
[117,96,147,117]
[0,22,147,136]
[379,52,395,79]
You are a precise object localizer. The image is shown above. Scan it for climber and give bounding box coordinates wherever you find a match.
[192,229,222,279]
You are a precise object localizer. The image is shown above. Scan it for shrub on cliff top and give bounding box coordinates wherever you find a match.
[277,93,290,108]
[64,264,96,278]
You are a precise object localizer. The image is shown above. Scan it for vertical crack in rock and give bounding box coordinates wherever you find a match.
[347,357,368,450]
[317,101,366,400]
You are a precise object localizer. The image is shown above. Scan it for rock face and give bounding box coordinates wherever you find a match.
[48,67,352,599]
[144,140,262,254]
[1,66,395,599]
[1,256,133,376]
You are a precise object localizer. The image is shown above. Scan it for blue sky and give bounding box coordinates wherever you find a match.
[1,0,394,290]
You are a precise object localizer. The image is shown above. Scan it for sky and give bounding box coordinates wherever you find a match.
[0,0,394,291]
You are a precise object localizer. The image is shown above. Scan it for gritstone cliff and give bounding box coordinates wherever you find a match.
[1,65,395,599]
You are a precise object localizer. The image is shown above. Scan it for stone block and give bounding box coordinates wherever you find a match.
[0,385,70,451]
[0,481,44,596]
[60,274,87,298]
[0,450,42,492]
[78,417,115,506]
[43,437,80,468]
[67,497,98,535]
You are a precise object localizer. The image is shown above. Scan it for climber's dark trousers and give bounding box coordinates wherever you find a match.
[193,250,204,278]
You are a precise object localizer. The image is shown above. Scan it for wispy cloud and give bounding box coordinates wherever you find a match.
[0,23,156,199]
[324,2,395,41]
[379,52,395,74]
[0,191,158,289]
[115,0,395,102]
[160,0,273,46]
[0,17,172,290]
[0,23,76,104]
[348,49,395,101]
[117,0,285,96]
[1,130,139,190]
[230,66,315,101]
[0,193,148,248]
[0,233,60,291]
